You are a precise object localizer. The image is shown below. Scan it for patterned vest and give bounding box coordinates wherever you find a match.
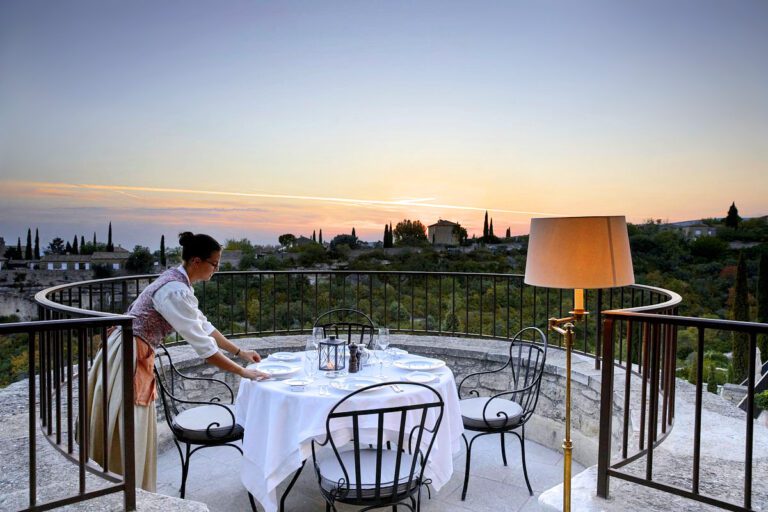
[128,267,191,348]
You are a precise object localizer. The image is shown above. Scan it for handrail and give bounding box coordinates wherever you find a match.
[1,314,136,511]
[597,309,767,512]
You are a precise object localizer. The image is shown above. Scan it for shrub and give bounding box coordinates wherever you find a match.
[755,390,768,411]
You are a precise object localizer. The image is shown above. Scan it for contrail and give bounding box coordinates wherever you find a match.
[43,182,562,217]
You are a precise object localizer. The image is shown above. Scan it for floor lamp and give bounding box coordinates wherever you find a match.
[524,216,635,512]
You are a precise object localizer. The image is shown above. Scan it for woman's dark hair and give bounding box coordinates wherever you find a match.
[178,232,221,262]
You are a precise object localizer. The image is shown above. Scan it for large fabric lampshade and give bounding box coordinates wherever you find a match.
[524,216,635,289]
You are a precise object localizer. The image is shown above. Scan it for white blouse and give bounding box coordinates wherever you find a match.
[152,266,219,360]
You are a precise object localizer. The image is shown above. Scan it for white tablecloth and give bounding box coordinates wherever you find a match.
[235,352,464,512]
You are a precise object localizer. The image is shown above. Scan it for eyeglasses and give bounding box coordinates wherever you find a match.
[203,259,220,270]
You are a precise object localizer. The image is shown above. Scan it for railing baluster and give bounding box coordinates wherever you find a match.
[692,326,704,494]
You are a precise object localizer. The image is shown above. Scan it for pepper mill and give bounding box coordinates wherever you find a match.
[348,343,359,373]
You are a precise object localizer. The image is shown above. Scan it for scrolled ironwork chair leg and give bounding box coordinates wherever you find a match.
[500,431,507,466]
[248,492,258,512]
[461,434,474,500]
[180,443,192,498]
[518,429,533,495]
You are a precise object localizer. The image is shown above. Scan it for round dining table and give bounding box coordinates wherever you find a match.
[235,351,464,512]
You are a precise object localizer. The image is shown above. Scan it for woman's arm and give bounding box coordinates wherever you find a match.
[205,351,269,381]
[211,329,261,364]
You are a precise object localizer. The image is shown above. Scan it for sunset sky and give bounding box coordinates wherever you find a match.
[1,0,766,249]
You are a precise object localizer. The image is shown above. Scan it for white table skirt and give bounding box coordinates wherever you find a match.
[235,352,464,512]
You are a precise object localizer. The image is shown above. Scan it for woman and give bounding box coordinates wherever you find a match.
[85,232,269,491]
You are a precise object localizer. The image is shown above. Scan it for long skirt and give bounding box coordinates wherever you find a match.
[85,329,157,491]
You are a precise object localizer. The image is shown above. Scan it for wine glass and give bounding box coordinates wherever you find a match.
[376,328,390,377]
[307,327,323,352]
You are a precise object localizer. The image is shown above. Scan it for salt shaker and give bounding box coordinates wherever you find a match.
[348,343,359,373]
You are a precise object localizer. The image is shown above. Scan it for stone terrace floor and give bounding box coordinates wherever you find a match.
[156,433,581,511]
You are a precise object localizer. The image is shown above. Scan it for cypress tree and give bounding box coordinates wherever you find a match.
[312,230,316,243]
[34,229,40,259]
[707,365,718,394]
[757,253,768,361]
[80,235,85,252]
[65,241,72,254]
[489,218,494,238]
[352,227,356,239]
[16,237,22,258]
[160,235,166,266]
[319,229,323,245]
[389,223,393,246]
[72,235,78,255]
[107,222,114,252]
[93,232,97,246]
[483,211,489,240]
[731,252,750,383]
[725,202,741,229]
[383,225,388,247]
[506,227,511,238]
[25,229,32,259]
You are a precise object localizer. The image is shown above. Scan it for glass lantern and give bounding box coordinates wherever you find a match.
[318,335,346,376]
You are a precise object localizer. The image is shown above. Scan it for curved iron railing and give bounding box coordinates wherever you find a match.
[36,270,679,364]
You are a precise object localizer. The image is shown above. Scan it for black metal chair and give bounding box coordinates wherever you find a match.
[154,344,244,498]
[313,308,376,349]
[457,326,547,499]
[311,382,444,511]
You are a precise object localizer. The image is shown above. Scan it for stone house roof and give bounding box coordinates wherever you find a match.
[428,219,459,228]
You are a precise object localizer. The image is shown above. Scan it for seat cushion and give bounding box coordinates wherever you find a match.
[171,404,243,443]
[460,397,523,429]
[315,449,420,500]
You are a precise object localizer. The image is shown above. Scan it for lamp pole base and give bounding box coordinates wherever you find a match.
[563,439,572,512]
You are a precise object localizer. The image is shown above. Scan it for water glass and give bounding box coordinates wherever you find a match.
[304,351,319,381]
[377,328,391,370]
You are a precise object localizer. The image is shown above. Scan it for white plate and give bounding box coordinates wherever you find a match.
[394,358,446,371]
[269,352,300,361]
[329,376,385,393]
[389,348,409,359]
[249,362,301,378]
[405,371,438,384]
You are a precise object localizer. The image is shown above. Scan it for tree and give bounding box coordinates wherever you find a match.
[16,237,22,258]
[352,227,356,239]
[691,236,727,260]
[489,218,495,238]
[393,219,428,246]
[72,235,78,255]
[160,235,166,266]
[319,229,323,245]
[707,365,718,394]
[278,234,296,248]
[126,245,154,273]
[452,223,468,246]
[107,222,114,252]
[25,229,32,260]
[330,234,358,252]
[758,253,768,361]
[506,227,511,238]
[80,235,85,252]
[34,229,40,259]
[383,224,389,248]
[725,202,741,229]
[731,252,750,383]
[92,232,97,246]
[65,241,72,253]
[312,230,316,243]
[47,237,65,255]
[483,211,489,240]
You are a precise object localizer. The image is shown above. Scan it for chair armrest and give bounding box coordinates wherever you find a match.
[166,362,236,404]
[457,359,511,398]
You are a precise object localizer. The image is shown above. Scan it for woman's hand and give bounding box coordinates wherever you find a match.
[240,368,271,381]
[238,349,261,363]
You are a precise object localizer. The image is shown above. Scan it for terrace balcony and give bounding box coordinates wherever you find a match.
[2,270,767,511]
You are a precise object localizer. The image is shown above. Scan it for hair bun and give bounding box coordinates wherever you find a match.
[178,231,195,246]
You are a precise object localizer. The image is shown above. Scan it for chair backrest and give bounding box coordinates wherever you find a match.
[507,326,547,424]
[314,382,444,503]
[313,308,376,348]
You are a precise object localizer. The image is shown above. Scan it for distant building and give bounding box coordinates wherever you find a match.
[220,250,243,269]
[91,246,130,271]
[664,220,717,240]
[428,219,459,246]
[41,254,92,271]
[294,236,315,247]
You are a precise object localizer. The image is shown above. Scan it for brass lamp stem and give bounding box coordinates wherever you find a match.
[548,313,586,512]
